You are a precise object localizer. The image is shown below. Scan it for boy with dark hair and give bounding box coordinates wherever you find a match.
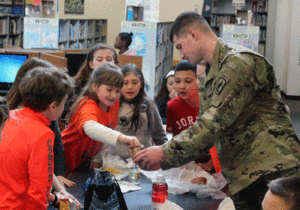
[166,60,199,135]
[0,67,73,209]
[166,60,219,173]
[0,96,9,140]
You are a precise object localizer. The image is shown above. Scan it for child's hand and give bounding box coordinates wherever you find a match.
[118,134,142,148]
[169,89,178,99]
[57,175,76,188]
[90,161,101,169]
[47,193,60,207]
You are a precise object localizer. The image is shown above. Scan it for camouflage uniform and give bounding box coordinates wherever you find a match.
[161,39,300,195]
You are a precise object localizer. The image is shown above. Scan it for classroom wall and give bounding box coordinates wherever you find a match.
[159,0,204,22]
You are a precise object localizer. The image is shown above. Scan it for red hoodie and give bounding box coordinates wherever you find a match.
[0,107,54,209]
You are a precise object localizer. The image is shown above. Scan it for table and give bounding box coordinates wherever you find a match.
[49,169,223,210]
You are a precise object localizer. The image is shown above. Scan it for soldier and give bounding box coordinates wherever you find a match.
[134,11,300,209]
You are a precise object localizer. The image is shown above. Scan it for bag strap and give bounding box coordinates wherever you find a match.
[84,184,96,210]
[112,175,128,210]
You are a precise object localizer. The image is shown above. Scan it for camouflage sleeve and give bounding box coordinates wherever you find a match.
[161,54,259,170]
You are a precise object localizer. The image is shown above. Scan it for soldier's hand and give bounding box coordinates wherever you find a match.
[133,146,165,171]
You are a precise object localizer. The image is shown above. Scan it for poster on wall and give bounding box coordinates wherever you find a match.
[23,17,58,49]
[127,31,147,56]
[220,24,259,52]
[64,0,84,14]
[126,0,159,22]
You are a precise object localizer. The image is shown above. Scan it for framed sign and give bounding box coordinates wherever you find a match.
[64,0,84,14]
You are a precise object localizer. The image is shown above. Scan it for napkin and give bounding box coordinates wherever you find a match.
[152,200,184,210]
[118,181,142,193]
[218,197,236,210]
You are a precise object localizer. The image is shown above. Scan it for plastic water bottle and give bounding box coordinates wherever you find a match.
[129,165,140,185]
[151,174,168,209]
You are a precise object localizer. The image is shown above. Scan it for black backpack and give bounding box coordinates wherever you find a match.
[84,171,128,210]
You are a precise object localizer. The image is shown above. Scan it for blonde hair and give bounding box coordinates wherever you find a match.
[19,67,73,111]
[68,62,123,122]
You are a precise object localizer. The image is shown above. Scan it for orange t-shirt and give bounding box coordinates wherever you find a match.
[0,107,54,209]
[62,98,119,175]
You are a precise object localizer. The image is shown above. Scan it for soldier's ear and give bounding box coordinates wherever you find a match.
[189,28,200,41]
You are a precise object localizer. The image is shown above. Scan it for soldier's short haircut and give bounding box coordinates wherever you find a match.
[0,96,9,127]
[170,11,211,43]
[174,60,197,76]
[267,176,300,210]
[19,67,74,112]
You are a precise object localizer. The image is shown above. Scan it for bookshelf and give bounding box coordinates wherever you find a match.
[210,0,268,56]
[210,13,236,37]
[0,15,23,48]
[121,21,173,99]
[155,22,174,96]
[0,0,24,48]
[58,19,107,50]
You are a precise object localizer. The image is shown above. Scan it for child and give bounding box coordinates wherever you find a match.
[108,63,168,159]
[5,57,76,188]
[114,32,133,55]
[62,62,141,176]
[61,43,119,126]
[166,60,199,135]
[0,96,9,140]
[155,70,177,124]
[0,66,73,209]
[166,60,220,173]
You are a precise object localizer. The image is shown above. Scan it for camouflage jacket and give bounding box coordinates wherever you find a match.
[161,39,300,195]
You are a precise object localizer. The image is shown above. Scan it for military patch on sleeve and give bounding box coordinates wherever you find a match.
[215,75,229,95]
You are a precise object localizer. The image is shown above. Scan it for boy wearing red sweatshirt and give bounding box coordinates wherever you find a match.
[0,67,72,209]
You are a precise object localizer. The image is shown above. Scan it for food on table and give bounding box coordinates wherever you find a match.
[191,177,207,185]
[103,167,121,174]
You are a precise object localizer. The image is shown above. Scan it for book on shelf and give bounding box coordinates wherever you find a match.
[0,19,6,34]
[258,43,265,56]
[264,1,268,12]
[9,19,17,34]
[0,6,12,15]
[252,1,258,12]
[69,23,75,40]
[12,5,23,15]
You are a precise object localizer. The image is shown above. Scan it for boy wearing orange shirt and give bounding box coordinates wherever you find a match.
[0,67,73,209]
